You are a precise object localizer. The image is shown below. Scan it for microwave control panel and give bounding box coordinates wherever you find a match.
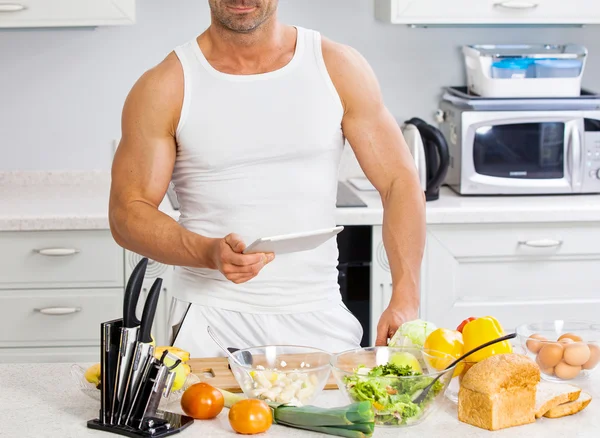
[583,118,600,190]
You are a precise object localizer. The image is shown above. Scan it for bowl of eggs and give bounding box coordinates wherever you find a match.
[516,321,600,382]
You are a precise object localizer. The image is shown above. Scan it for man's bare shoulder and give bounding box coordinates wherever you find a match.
[123,52,184,131]
[320,37,381,112]
[128,52,183,105]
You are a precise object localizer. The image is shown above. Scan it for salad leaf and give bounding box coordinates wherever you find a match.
[343,362,445,426]
[366,363,414,378]
[388,319,437,348]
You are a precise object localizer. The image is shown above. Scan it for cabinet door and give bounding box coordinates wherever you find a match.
[0,0,135,28]
[421,223,600,332]
[376,0,600,25]
[0,288,122,348]
[0,230,124,290]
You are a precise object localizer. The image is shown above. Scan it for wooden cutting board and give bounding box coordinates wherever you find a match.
[188,357,339,393]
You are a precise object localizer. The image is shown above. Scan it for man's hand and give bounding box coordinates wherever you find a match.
[209,233,274,284]
[375,300,419,346]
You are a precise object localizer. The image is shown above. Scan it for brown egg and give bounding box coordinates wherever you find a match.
[527,334,548,353]
[558,333,583,343]
[583,344,600,370]
[563,342,591,366]
[536,354,555,376]
[559,338,575,345]
[554,361,582,380]
[537,343,564,368]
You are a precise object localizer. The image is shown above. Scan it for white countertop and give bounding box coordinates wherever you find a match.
[2,171,600,232]
[2,362,598,438]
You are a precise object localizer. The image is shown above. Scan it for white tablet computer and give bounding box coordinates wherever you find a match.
[242,226,344,255]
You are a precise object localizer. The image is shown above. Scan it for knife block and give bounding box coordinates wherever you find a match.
[87,318,194,437]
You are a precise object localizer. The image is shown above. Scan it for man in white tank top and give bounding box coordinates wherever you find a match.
[109,0,426,358]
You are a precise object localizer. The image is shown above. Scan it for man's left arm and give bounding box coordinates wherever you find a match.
[324,40,427,346]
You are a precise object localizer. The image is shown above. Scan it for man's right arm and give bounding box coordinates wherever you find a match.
[109,53,272,284]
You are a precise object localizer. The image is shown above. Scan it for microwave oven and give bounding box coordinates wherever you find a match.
[439,101,600,195]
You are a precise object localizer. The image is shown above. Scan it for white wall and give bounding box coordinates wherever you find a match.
[1,0,599,171]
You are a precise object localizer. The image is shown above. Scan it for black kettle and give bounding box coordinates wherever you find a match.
[402,117,450,201]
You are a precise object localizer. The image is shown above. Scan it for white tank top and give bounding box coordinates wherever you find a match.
[171,26,345,314]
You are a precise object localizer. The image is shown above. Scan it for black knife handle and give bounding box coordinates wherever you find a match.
[124,257,148,328]
[139,278,162,344]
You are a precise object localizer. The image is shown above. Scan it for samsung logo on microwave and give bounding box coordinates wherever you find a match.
[510,171,528,176]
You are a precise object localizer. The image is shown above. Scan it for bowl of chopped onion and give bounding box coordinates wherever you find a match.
[229,345,332,407]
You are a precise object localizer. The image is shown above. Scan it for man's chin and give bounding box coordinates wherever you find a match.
[221,18,264,33]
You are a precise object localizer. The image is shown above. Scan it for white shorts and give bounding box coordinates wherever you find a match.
[167,298,363,357]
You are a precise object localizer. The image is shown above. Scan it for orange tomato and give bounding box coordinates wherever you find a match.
[229,399,273,435]
[180,382,224,419]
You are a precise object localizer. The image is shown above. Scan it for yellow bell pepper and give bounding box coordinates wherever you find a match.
[423,328,464,377]
[462,316,512,362]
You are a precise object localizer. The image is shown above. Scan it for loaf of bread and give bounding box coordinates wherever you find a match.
[458,354,541,431]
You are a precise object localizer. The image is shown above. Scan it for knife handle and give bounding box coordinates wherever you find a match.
[139,278,162,344]
[123,257,148,328]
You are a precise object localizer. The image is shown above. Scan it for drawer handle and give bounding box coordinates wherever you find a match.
[494,1,539,9]
[518,239,563,248]
[35,307,82,315]
[0,3,27,12]
[33,248,81,256]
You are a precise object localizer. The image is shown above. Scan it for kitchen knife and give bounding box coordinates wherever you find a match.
[117,277,163,424]
[124,355,157,427]
[126,352,181,430]
[110,257,148,424]
[100,318,123,425]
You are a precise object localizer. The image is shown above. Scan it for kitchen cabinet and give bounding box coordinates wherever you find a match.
[374,0,600,25]
[420,222,600,332]
[0,0,135,28]
[0,230,124,363]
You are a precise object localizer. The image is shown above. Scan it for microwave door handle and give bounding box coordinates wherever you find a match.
[569,124,583,190]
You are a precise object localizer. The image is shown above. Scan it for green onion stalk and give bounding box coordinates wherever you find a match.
[219,389,375,438]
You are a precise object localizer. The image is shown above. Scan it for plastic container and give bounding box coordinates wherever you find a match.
[535,59,583,78]
[491,59,532,79]
[463,44,587,98]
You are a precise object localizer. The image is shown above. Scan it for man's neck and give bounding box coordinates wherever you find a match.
[205,18,289,65]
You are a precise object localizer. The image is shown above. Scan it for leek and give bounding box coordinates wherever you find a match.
[217,389,376,438]
[221,389,246,408]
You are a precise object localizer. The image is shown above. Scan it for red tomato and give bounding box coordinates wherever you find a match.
[456,317,477,333]
[180,382,224,419]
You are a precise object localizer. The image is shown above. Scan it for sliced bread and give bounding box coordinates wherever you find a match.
[535,382,581,418]
[544,392,592,418]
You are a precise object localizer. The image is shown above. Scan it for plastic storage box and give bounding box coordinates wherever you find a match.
[491,59,534,79]
[463,44,587,98]
[534,59,583,78]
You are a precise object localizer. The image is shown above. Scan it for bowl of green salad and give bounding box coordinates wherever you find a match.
[330,346,456,427]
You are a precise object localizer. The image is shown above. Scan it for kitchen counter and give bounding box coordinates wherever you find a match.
[2,171,600,231]
[2,362,598,438]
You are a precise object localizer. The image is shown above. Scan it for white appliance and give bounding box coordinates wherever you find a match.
[439,90,600,196]
[125,251,174,346]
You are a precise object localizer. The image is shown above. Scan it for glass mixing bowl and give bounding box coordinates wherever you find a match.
[330,347,456,427]
[229,345,332,406]
[516,320,600,383]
